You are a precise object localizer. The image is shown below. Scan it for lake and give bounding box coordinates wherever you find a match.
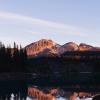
[0,80,98,100]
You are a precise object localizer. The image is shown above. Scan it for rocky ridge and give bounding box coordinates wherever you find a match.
[25,39,100,57]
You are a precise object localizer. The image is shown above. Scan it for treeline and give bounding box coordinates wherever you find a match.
[0,41,100,84]
[0,42,28,72]
[29,51,100,74]
[28,52,100,84]
[61,51,100,60]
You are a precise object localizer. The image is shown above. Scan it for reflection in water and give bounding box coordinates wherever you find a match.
[0,80,69,100]
[0,80,99,100]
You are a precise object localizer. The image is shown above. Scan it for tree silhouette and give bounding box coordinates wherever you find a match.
[0,42,28,72]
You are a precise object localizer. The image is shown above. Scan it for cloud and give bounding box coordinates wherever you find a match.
[1,11,96,47]
[0,11,87,36]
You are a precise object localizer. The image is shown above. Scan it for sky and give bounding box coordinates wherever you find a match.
[0,0,100,47]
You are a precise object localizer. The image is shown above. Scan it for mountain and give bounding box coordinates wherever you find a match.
[79,43,94,51]
[25,39,100,57]
[58,42,78,54]
[79,43,100,51]
[25,39,58,56]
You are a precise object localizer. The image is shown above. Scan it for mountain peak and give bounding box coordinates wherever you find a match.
[79,43,93,51]
[58,42,79,54]
[25,39,100,57]
[25,39,56,56]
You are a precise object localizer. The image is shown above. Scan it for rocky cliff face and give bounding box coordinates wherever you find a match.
[25,39,100,57]
[58,42,79,54]
[79,43,94,51]
[25,39,57,56]
[79,43,100,51]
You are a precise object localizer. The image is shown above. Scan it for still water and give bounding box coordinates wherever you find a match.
[0,80,69,100]
[0,80,95,100]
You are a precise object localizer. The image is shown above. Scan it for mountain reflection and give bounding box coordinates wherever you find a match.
[0,80,99,100]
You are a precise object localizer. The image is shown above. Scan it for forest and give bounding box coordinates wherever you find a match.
[0,42,28,72]
[0,42,100,84]
[28,51,100,84]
